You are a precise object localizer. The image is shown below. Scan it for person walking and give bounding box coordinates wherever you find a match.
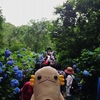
[64,67,76,100]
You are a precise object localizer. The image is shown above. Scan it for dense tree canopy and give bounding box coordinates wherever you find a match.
[23,19,52,52]
[1,19,54,52]
[0,7,4,47]
[50,0,100,60]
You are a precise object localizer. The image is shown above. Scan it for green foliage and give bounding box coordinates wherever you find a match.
[23,19,53,52]
[0,7,4,48]
[0,7,4,30]
[50,0,100,59]
[2,20,55,53]
[50,0,100,99]
[2,22,16,47]
[62,47,100,100]
[9,41,25,52]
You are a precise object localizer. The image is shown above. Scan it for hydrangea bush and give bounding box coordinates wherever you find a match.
[68,47,100,100]
[1,47,100,100]
[0,48,39,100]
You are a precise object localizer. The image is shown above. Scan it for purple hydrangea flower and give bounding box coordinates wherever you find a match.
[10,79,19,88]
[13,87,20,94]
[25,69,29,73]
[72,64,76,69]
[23,63,27,66]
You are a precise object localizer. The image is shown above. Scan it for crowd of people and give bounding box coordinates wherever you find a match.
[20,47,76,100]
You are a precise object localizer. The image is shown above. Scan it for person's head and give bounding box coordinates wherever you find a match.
[46,46,52,53]
[64,67,74,75]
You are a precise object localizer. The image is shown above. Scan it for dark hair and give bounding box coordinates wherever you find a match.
[34,62,41,72]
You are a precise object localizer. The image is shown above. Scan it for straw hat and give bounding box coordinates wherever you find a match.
[64,67,74,74]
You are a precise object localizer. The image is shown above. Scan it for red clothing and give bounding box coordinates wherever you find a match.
[21,81,33,100]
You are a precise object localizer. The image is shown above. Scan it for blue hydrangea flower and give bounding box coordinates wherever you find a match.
[76,68,80,73]
[3,73,7,79]
[0,62,3,66]
[2,65,6,69]
[22,48,26,51]
[13,87,20,94]
[38,54,44,62]
[76,78,80,82]
[28,57,31,61]
[10,79,19,88]
[13,66,19,72]
[0,68,2,74]
[83,70,89,76]
[78,84,82,90]
[88,51,92,55]
[7,59,14,66]
[15,70,23,80]
[4,49,11,58]
[17,54,22,58]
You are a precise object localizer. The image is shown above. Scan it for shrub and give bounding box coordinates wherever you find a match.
[0,48,39,100]
[68,48,100,100]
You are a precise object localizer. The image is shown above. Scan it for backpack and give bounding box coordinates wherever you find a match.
[70,75,80,95]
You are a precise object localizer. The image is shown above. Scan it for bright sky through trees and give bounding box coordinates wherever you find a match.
[0,0,65,26]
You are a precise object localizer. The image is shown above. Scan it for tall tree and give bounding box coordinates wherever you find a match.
[23,19,53,52]
[0,7,4,47]
[2,22,15,47]
[50,0,100,60]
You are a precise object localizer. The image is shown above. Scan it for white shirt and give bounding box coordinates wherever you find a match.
[66,75,75,96]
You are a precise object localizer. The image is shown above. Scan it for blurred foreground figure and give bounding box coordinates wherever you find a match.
[20,81,33,100]
[30,66,65,100]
